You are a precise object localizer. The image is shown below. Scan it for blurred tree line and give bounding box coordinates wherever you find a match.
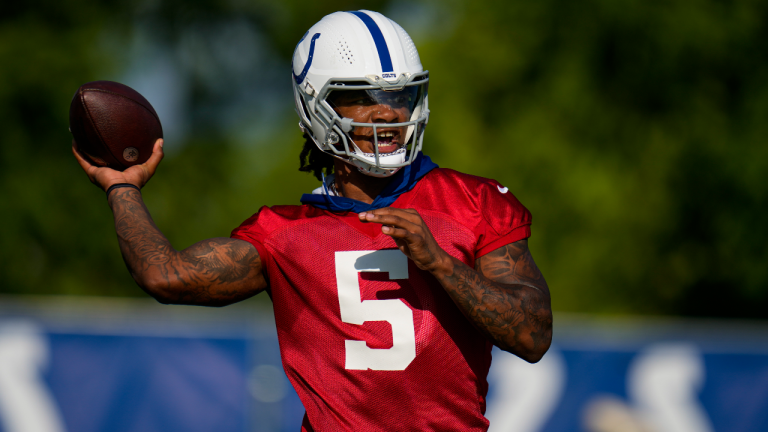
[1,0,766,319]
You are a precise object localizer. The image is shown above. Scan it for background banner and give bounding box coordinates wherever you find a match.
[0,297,765,432]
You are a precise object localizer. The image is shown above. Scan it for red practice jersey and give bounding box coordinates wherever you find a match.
[231,168,531,431]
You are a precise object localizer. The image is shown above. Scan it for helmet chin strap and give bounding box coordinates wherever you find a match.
[354,163,401,178]
[348,141,406,177]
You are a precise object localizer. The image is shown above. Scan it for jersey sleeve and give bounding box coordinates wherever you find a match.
[473,180,532,258]
[230,206,272,270]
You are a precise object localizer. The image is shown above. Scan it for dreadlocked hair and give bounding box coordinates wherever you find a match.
[299,132,335,181]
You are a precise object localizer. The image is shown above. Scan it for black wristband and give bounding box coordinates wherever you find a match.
[106,183,140,197]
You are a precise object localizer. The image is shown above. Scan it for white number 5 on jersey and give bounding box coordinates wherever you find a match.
[335,250,416,371]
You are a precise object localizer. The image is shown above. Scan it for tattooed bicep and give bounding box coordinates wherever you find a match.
[158,237,268,305]
[181,238,263,283]
[476,239,548,291]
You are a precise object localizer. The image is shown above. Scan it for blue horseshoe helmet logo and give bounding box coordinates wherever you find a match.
[293,33,321,85]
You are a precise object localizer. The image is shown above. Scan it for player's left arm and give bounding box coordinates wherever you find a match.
[359,208,552,363]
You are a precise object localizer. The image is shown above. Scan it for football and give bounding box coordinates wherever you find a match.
[69,81,163,170]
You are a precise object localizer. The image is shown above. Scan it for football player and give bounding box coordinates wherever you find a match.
[73,10,551,431]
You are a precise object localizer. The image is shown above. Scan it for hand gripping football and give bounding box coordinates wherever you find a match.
[69,81,163,170]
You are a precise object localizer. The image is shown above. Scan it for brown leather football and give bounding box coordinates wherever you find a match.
[69,81,163,170]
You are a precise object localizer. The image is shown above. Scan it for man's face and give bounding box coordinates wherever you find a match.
[328,87,419,155]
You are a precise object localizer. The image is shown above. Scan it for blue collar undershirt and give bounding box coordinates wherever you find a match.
[299,154,438,213]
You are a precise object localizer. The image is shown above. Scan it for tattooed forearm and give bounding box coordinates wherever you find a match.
[109,188,266,306]
[436,239,552,362]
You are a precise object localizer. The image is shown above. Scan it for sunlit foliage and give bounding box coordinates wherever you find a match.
[1,0,766,318]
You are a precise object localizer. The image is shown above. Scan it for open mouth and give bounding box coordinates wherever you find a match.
[351,129,403,154]
[374,130,400,153]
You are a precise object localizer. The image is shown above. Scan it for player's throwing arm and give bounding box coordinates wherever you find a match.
[69,81,266,306]
[359,208,552,362]
[72,139,267,307]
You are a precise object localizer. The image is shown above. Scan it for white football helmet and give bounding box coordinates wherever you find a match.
[292,10,429,177]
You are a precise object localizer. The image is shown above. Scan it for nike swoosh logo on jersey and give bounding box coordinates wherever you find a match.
[497,185,508,194]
